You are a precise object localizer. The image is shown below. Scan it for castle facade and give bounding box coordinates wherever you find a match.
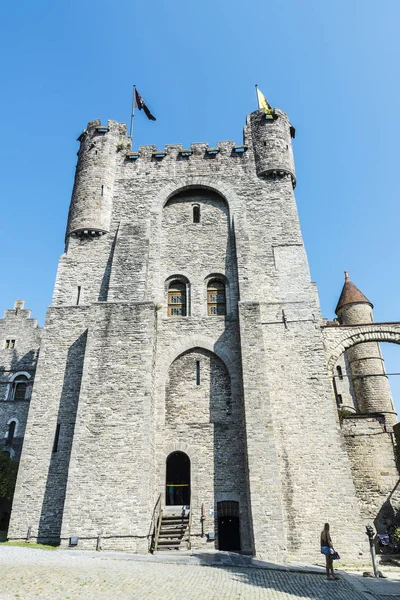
[1,107,399,561]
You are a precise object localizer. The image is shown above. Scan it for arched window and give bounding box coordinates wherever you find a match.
[168,281,187,317]
[6,421,16,445]
[207,280,226,316]
[193,204,200,223]
[12,375,28,401]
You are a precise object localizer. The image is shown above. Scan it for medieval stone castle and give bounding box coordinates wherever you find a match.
[1,106,400,561]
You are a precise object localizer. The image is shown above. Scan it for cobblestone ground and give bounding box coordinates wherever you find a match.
[0,548,370,600]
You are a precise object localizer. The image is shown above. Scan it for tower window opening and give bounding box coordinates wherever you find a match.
[337,394,343,406]
[13,375,28,401]
[196,360,200,385]
[5,339,15,350]
[336,366,343,380]
[76,286,81,306]
[168,281,187,317]
[101,185,104,196]
[207,280,226,316]
[53,424,61,453]
[193,205,200,223]
[6,421,16,446]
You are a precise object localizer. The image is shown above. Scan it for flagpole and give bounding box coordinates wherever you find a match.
[255,84,260,109]
[129,85,135,148]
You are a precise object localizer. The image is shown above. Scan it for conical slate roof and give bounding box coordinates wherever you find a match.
[335,271,373,315]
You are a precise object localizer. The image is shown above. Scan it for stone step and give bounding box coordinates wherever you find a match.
[158,531,186,538]
[157,540,182,547]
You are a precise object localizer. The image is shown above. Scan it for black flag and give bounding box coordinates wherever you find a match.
[134,88,156,121]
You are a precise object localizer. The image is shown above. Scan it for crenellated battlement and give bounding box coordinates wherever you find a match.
[125,140,249,162]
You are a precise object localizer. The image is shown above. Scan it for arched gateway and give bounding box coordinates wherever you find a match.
[166,451,190,506]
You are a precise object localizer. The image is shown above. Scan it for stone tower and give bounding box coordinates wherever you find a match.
[334,272,399,526]
[8,107,368,561]
[336,271,396,423]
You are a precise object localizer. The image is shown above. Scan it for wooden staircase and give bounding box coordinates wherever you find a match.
[154,508,191,551]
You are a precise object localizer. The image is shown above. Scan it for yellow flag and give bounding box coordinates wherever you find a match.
[256,88,274,118]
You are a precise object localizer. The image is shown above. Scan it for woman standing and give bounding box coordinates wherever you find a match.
[321,523,339,580]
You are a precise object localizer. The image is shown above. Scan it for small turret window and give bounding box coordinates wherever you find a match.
[168,281,187,317]
[336,366,343,380]
[207,280,226,316]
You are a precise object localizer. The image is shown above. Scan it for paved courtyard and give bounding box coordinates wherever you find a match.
[0,547,385,600]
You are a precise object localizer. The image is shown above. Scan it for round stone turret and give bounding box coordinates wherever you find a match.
[249,108,296,185]
[66,119,128,238]
[336,271,397,425]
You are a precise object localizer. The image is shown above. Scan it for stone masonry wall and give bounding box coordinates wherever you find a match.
[59,302,157,552]
[0,302,41,461]
[8,306,89,543]
[342,416,400,530]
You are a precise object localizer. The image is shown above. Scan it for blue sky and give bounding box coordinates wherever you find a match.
[1,0,400,407]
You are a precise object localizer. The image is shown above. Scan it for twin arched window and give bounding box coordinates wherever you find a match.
[207,280,226,316]
[168,281,187,317]
[167,278,226,317]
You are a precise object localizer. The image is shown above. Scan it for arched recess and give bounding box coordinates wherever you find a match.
[147,178,245,301]
[151,178,241,217]
[324,326,400,372]
[157,335,239,394]
[165,347,231,425]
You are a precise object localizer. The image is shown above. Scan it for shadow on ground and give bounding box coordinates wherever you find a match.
[187,552,366,599]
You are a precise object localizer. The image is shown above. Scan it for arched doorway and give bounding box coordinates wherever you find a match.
[166,452,190,506]
[217,501,241,551]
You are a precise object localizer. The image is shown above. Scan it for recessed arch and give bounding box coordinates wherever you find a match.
[151,179,240,215]
[158,335,239,392]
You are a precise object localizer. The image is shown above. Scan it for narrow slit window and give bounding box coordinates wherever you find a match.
[76,286,81,306]
[168,281,187,317]
[207,280,226,316]
[196,360,200,385]
[193,205,200,223]
[6,421,16,445]
[53,424,61,453]
[336,366,343,380]
[101,185,104,196]
[337,394,343,406]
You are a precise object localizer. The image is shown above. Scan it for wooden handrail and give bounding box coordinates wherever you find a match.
[154,508,163,552]
[187,493,192,550]
[148,494,162,553]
